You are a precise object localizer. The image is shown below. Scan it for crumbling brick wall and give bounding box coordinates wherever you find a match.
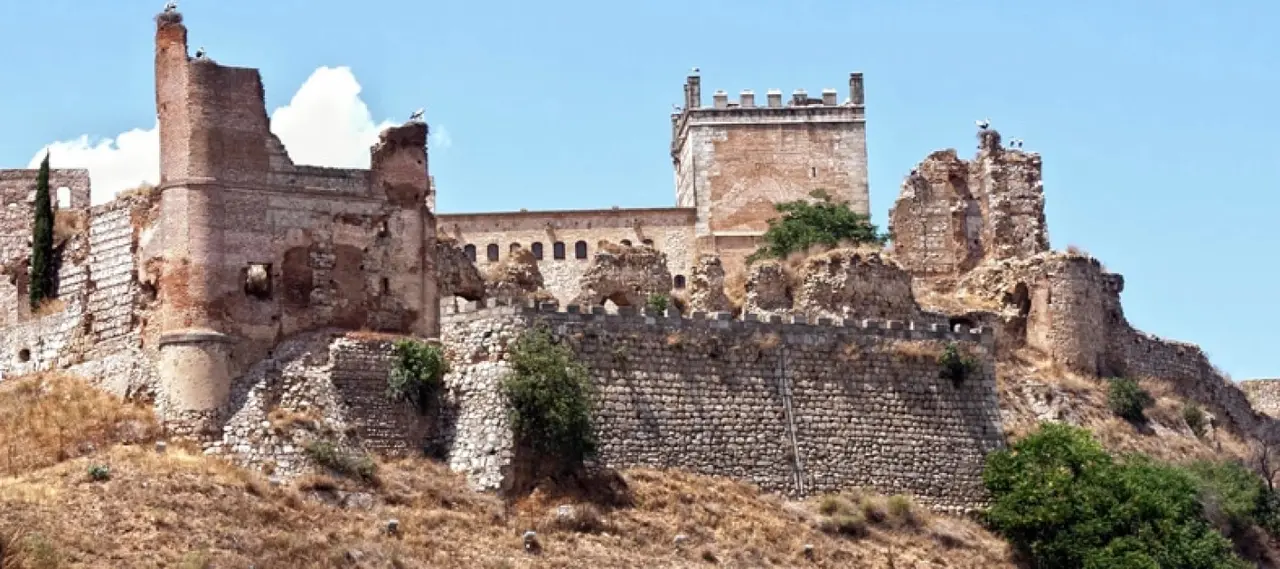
[440,300,1003,512]
[888,129,1048,282]
[0,169,92,326]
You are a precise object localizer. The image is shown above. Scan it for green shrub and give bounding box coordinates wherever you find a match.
[1188,460,1269,533]
[28,153,54,310]
[87,464,110,482]
[387,339,449,414]
[1107,377,1154,422]
[645,293,669,314]
[938,343,978,384]
[983,423,1248,569]
[304,439,377,481]
[500,325,597,471]
[1183,403,1208,436]
[746,189,887,264]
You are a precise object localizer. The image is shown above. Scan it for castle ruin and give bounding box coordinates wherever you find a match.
[0,8,1275,513]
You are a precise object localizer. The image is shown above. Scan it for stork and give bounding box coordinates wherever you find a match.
[976,118,990,130]
[194,47,206,59]
[163,1,177,13]
[409,108,425,122]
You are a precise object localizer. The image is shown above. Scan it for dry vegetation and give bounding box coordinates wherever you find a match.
[0,373,1014,568]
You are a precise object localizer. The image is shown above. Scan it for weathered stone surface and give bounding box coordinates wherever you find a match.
[793,248,936,324]
[484,247,550,302]
[439,303,1003,513]
[438,238,485,301]
[688,254,732,314]
[743,260,791,318]
[572,242,672,308]
[1242,380,1280,419]
[888,128,1048,281]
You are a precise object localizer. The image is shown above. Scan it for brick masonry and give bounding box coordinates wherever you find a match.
[439,300,1003,513]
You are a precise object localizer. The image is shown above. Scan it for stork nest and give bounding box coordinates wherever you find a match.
[155,10,183,26]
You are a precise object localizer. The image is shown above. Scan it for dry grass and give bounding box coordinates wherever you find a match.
[889,339,945,362]
[724,266,747,310]
[52,209,87,246]
[30,298,66,318]
[0,373,158,476]
[0,374,1016,568]
[752,331,782,351]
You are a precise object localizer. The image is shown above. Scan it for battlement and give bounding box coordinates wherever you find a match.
[443,296,994,347]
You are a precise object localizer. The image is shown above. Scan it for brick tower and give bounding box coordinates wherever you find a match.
[671,70,869,266]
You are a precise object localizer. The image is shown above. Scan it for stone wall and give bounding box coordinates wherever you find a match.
[0,168,93,326]
[440,300,1003,512]
[889,129,1048,281]
[438,207,696,304]
[1242,380,1280,419]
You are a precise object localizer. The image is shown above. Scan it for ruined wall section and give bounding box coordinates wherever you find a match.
[441,300,1003,512]
[438,208,695,304]
[0,169,93,326]
[1241,380,1280,419]
[889,129,1047,281]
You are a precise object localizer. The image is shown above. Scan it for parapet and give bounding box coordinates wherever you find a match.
[443,297,994,348]
[675,70,866,130]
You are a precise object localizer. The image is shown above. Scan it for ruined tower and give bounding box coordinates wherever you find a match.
[151,9,438,433]
[671,71,870,264]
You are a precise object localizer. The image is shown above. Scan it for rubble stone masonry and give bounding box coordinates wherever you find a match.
[439,300,1003,513]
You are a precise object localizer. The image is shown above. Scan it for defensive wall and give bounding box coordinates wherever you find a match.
[1242,380,1280,419]
[438,299,1003,513]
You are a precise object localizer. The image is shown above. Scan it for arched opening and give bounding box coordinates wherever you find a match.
[948,316,975,333]
[642,238,654,247]
[574,241,588,260]
[673,275,686,289]
[531,242,544,260]
[553,242,566,260]
[56,187,71,209]
[463,244,477,262]
[620,239,632,247]
[17,348,30,363]
[509,242,522,253]
[486,244,499,262]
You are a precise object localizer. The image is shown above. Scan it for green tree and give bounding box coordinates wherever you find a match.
[500,325,597,473]
[28,152,55,310]
[746,189,887,264]
[386,339,449,414]
[984,423,1248,569]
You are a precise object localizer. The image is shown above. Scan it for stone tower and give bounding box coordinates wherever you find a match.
[671,70,869,264]
[151,9,438,434]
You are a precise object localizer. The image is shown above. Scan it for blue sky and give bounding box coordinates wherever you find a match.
[0,0,1276,379]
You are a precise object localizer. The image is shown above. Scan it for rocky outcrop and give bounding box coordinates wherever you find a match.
[688,254,732,314]
[572,242,672,308]
[437,239,485,301]
[484,247,550,302]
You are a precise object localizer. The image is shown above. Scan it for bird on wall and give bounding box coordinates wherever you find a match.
[409,108,425,122]
[691,67,700,75]
[976,119,991,130]
[194,47,206,59]
[163,1,177,13]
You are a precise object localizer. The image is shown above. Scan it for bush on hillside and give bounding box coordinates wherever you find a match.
[386,338,449,414]
[746,189,887,265]
[983,423,1248,568]
[1106,377,1154,422]
[500,325,597,473]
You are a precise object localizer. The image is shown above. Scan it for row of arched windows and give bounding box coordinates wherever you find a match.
[462,238,656,263]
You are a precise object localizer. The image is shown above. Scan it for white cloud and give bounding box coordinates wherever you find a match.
[28,66,435,205]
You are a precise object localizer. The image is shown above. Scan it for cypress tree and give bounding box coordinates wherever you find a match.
[29,152,54,310]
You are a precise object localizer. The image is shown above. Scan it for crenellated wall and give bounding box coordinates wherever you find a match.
[439,299,1004,513]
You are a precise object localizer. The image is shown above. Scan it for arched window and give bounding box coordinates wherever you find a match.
[574,240,588,259]
[509,242,521,253]
[56,187,71,209]
[553,242,566,260]
[531,242,544,260]
[673,275,686,289]
[620,239,632,247]
[486,244,499,262]
[463,244,476,262]
[642,238,654,247]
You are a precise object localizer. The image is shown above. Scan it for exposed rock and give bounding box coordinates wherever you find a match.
[484,247,552,302]
[743,260,791,318]
[688,255,732,314]
[573,242,672,308]
[438,238,485,301]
